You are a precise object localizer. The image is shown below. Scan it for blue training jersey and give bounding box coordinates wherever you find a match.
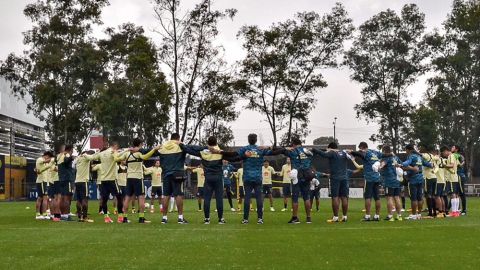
[283,147,313,170]
[381,156,401,188]
[237,145,273,183]
[402,153,424,184]
[222,164,235,185]
[312,149,348,181]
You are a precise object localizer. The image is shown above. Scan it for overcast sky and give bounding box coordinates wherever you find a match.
[0,0,454,146]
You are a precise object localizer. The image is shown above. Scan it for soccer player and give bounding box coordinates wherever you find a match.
[452,145,467,215]
[185,165,204,212]
[400,144,425,220]
[418,146,439,218]
[309,176,321,212]
[181,136,240,224]
[261,160,276,212]
[145,160,163,214]
[84,141,127,223]
[222,160,236,212]
[278,158,292,212]
[118,138,159,223]
[441,146,461,217]
[350,142,383,221]
[312,142,350,222]
[157,133,200,224]
[75,150,94,222]
[234,164,245,211]
[116,160,127,214]
[281,138,315,224]
[236,133,283,224]
[379,145,403,221]
[35,151,54,220]
[433,150,446,218]
[49,156,62,222]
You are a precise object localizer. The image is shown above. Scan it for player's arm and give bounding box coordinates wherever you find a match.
[84,151,100,161]
[144,167,153,176]
[179,143,205,157]
[311,148,331,158]
[114,150,128,162]
[138,146,161,160]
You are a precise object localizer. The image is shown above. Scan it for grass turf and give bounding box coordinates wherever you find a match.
[0,198,479,270]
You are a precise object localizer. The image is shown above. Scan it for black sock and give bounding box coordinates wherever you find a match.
[284,203,287,208]
[198,202,202,210]
[427,198,432,215]
[401,197,406,209]
[460,194,466,212]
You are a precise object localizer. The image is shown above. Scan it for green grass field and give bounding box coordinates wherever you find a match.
[0,198,479,270]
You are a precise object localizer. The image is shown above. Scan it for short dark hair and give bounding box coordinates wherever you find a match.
[405,144,415,151]
[207,136,217,146]
[291,137,302,146]
[64,144,74,152]
[43,151,54,157]
[440,146,449,152]
[171,133,180,140]
[263,160,269,164]
[327,142,338,149]
[382,145,392,154]
[248,133,257,145]
[358,142,368,149]
[109,141,119,147]
[452,145,461,152]
[132,138,143,147]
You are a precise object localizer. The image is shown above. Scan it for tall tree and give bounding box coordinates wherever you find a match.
[237,3,354,146]
[345,4,428,152]
[0,0,108,148]
[92,24,172,147]
[425,0,480,177]
[407,105,439,149]
[153,0,238,143]
[313,136,339,145]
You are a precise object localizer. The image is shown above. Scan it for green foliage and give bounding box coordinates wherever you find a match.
[313,136,339,145]
[407,105,439,149]
[0,0,109,148]
[93,23,171,147]
[345,4,428,152]
[237,3,354,146]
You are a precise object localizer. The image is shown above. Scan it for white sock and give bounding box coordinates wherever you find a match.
[374,214,379,219]
[387,214,393,218]
[178,214,183,219]
[455,198,460,212]
[365,215,371,219]
[162,215,167,220]
[342,216,347,220]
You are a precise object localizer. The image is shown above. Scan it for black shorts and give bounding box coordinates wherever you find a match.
[385,187,401,197]
[163,174,184,197]
[262,184,272,195]
[408,182,423,201]
[152,186,163,198]
[425,179,437,196]
[238,186,245,198]
[126,178,145,197]
[292,181,310,203]
[364,181,380,200]
[331,179,349,198]
[447,182,460,195]
[36,183,47,197]
[435,183,445,197]
[56,181,72,196]
[75,182,89,201]
[196,187,204,197]
[101,180,120,198]
[119,185,126,196]
[282,183,292,197]
[310,188,320,200]
[47,183,55,198]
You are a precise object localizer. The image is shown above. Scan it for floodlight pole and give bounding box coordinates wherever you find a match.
[333,117,337,143]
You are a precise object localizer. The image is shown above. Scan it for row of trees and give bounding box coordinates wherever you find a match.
[0,0,479,176]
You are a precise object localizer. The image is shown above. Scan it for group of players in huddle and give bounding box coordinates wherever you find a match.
[33,132,468,224]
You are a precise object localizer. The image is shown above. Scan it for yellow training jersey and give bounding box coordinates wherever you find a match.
[279,164,291,184]
[35,157,51,184]
[235,168,244,187]
[262,166,275,185]
[145,166,163,187]
[434,157,446,184]
[192,167,205,188]
[75,156,90,183]
[118,149,156,180]
[86,148,126,181]
[445,154,459,183]
[91,164,102,185]
[117,165,127,186]
[421,153,438,180]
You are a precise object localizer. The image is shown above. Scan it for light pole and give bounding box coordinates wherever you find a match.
[333,117,337,143]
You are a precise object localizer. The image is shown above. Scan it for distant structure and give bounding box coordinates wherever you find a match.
[0,78,46,160]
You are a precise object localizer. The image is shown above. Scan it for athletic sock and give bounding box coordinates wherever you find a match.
[162,215,167,220]
[178,214,183,220]
[198,202,202,210]
[460,195,466,212]
[374,214,379,219]
[401,197,406,209]
[284,203,287,209]
[427,198,432,215]
[139,212,145,218]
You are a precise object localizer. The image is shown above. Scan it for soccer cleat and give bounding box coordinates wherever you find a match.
[204,218,210,225]
[327,218,339,223]
[270,207,275,212]
[197,209,203,212]
[395,216,403,221]
[241,219,249,224]
[131,208,136,214]
[406,215,417,220]
[52,217,61,222]
[400,209,405,212]
[436,213,445,219]
[113,210,118,215]
[306,217,312,224]
[99,211,104,215]
[117,216,124,223]
[218,218,226,225]
[178,218,188,224]
[85,219,94,223]
[230,208,236,212]
[341,217,348,222]
[161,218,168,224]
[461,211,467,216]
[257,218,264,224]
[78,218,84,222]
[35,215,44,220]
[361,217,372,222]
[373,216,380,222]
[281,208,287,212]
[385,216,394,222]
[139,217,151,224]
[123,217,131,223]
[104,216,114,223]
[150,209,155,213]
[361,209,366,212]
[288,217,300,224]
